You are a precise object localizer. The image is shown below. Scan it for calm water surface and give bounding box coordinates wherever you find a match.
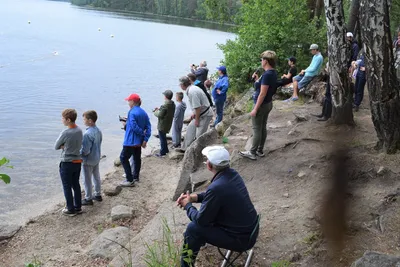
[0,0,234,224]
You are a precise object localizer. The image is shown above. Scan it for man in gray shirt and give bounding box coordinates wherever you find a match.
[54,108,83,217]
[179,76,213,150]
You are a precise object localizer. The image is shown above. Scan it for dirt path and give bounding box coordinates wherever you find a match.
[0,157,181,267]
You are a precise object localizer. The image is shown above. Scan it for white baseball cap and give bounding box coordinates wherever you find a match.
[202,146,230,167]
[346,32,353,37]
[309,44,319,50]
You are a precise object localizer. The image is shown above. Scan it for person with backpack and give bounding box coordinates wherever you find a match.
[187,73,213,107]
[240,51,278,160]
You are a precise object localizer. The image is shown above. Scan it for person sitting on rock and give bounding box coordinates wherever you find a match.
[178,76,213,152]
[312,63,332,121]
[276,56,297,88]
[190,60,209,84]
[177,146,259,267]
[284,44,323,102]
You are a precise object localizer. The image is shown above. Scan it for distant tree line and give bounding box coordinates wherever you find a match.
[70,0,241,23]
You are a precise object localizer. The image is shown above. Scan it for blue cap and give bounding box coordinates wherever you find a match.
[217,66,227,74]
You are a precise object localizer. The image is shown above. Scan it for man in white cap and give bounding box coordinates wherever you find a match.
[346,32,359,69]
[285,44,323,102]
[176,146,259,267]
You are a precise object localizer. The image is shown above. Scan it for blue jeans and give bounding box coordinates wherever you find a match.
[354,75,366,106]
[214,100,225,126]
[120,146,141,182]
[159,130,169,155]
[181,221,259,267]
[294,74,314,89]
[59,162,82,212]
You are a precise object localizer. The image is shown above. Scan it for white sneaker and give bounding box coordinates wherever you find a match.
[120,181,135,187]
[239,151,257,160]
[122,174,126,178]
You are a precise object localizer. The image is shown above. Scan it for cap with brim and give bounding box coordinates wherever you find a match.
[216,66,227,73]
[309,44,319,50]
[346,32,353,37]
[287,56,297,63]
[202,146,230,167]
[163,90,173,99]
[125,93,141,102]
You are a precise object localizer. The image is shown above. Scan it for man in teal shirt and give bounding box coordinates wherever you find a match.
[285,44,323,102]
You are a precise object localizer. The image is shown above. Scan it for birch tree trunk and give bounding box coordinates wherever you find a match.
[360,0,400,153]
[324,0,354,125]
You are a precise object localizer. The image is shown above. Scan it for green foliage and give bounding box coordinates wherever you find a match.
[144,217,193,267]
[246,99,253,113]
[271,260,291,267]
[222,136,229,144]
[25,256,42,267]
[391,0,400,34]
[0,157,12,184]
[218,0,327,93]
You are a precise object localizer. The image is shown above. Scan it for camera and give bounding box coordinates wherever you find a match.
[119,115,127,122]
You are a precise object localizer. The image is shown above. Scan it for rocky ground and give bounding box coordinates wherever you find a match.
[1,90,400,267]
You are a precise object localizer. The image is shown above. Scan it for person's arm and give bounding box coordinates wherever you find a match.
[251,74,270,115]
[219,77,229,95]
[193,68,205,77]
[144,115,151,143]
[196,192,206,203]
[185,189,220,226]
[352,44,359,62]
[194,107,201,126]
[128,112,145,136]
[54,131,66,150]
[305,56,323,74]
[80,132,93,156]
[154,105,167,119]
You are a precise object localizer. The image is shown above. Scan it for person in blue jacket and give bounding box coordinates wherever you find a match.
[212,66,229,127]
[177,146,259,267]
[120,93,151,187]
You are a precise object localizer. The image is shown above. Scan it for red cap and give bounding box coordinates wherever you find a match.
[125,93,141,102]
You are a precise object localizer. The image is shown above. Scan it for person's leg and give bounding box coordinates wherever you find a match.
[181,120,196,150]
[258,102,273,153]
[82,164,93,200]
[213,101,224,127]
[92,163,101,197]
[120,146,134,182]
[354,76,361,106]
[129,156,134,176]
[158,130,168,155]
[71,162,82,211]
[297,75,313,96]
[176,125,182,147]
[357,77,366,107]
[132,146,142,181]
[196,115,213,138]
[181,222,249,267]
[172,122,178,146]
[59,162,74,211]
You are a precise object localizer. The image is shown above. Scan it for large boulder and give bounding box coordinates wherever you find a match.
[351,251,400,267]
[87,227,131,259]
[233,88,255,115]
[172,129,218,200]
[111,205,135,221]
[0,224,21,241]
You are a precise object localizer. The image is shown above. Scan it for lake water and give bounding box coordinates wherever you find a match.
[0,0,234,225]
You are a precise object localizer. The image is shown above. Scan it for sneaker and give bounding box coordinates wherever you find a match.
[155,153,166,158]
[355,106,359,112]
[256,151,265,157]
[75,208,83,214]
[171,144,181,149]
[120,180,135,187]
[122,173,126,178]
[133,178,139,183]
[82,199,93,206]
[283,97,292,103]
[93,195,103,202]
[62,208,77,217]
[239,151,257,160]
[291,97,299,101]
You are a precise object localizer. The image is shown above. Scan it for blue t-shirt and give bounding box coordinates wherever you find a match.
[253,69,277,105]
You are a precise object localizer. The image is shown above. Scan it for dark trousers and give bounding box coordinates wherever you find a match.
[276,78,291,87]
[159,130,169,155]
[181,221,259,267]
[354,75,366,106]
[59,162,82,212]
[214,100,224,126]
[120,146,141,182]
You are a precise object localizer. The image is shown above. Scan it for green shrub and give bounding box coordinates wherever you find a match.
[0,157,12,184]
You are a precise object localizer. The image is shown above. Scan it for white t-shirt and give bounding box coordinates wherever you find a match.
[186,85,212,116]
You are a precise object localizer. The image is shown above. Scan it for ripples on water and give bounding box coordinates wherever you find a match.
[0,0,234,224]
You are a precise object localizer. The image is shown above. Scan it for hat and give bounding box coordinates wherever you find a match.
[163,89,173,100]
[179,76,190,84]
[216,66,227,74]
[346,32,353,38]
[202,146,230,167]
[288,56,297,64]
[125,93,141,102]
[309,44,319,50]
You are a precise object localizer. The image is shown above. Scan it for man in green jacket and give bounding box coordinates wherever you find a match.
[154,90,176,157]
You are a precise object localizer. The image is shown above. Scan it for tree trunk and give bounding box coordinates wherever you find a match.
[347,0,360,34]
[360,0,400,153]
[324,0,354,125]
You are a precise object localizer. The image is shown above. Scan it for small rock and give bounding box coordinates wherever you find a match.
[293,109,309,122]
[0,224,21,241]
[215,122,225,136]
[351,251,400,267]
[290,252,302,262]
[286,120,293,127]
[114,158,121,167]
[104,185,122,196]
[283,193,289,198]
[288,130,299,136]
[309,164,314,169]
[111,205,135,221]
[223,124,237,137]
[268,124,278,129]
[168,150,184,161]
[377,166,386,176]
[281,205,290,209]
[298,171,306,178]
